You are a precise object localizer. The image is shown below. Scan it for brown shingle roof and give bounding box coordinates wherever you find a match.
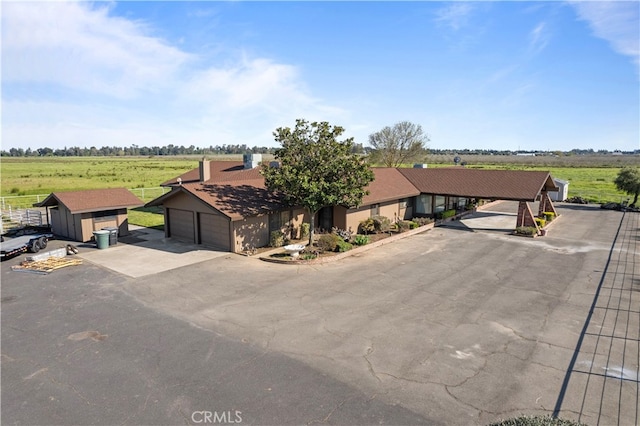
[397,168,556,201]
[161,161,254,186]
[149,179,284,220]
[362,168,420,205]
[36,188,144,214]
[150,161,558,219]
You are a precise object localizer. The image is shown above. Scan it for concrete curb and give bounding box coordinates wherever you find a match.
[259,222,435,265]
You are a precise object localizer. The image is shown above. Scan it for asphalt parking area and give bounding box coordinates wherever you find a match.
[2,203,638,425]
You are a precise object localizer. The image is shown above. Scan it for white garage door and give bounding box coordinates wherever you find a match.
[199,213,230,250]
[168,209,195,242]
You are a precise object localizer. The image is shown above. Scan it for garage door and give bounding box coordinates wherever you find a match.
[199,213,230,250]
[168,209,195,242]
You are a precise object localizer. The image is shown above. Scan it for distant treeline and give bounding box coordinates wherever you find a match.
[1,144,638,157]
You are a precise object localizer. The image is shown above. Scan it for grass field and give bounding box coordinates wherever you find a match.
[1,154,637,228]
[0,156,245,229]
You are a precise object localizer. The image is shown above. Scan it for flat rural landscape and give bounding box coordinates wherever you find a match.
[1,154,637,230]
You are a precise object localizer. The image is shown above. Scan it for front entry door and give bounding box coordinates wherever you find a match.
[318,206,333,231]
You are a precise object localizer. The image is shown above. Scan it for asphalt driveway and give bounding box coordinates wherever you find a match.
[2,202,638,425]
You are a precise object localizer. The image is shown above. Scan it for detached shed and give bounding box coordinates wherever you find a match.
[36,188,143,242]
[550,178,569,201]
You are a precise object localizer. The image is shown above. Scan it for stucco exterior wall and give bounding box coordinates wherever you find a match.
[345,205,371,232]
[233,215,269,253]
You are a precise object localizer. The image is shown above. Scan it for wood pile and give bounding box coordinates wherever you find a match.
[11,257,83,274]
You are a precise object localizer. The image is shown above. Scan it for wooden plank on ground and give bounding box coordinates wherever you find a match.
[11,257,82,274]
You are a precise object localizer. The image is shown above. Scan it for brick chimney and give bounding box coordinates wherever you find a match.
[199,159,211,182]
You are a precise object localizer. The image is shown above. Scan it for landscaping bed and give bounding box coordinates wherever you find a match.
[260,221,435,265]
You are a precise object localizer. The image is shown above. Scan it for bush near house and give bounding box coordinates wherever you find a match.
[544,212,556,222]
[372,215,392,232]
[412,217,434,227]
[352,235,370,246]
[335,240,353,252]
[397,220,418,232]
[270,230,285,247]
[331,227,352,242]
[317,233,342,252]
[514,226,538,236]
[435,209,457,220]
[300,223,310,240]
[535,217,546,228]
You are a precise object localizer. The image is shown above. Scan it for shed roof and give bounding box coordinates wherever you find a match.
[36,188,144,214]
[397,168,558,201]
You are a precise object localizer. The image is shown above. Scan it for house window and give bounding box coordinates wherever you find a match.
[458,198,468,208]
[434,196,446,213]
[92,209,118,223]
[371,204,380,216]
[415,195,432,214]
[399,198,412,209]
[270,210,291,234]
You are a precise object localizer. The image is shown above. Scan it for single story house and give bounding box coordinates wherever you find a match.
[36,188,144,242]
[146,158,559,253]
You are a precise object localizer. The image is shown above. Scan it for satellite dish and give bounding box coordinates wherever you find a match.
[177,177,182,186]
[453,156,461,165]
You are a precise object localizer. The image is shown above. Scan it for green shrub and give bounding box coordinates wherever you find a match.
[397,220,416,232]
[317,233,341,252]
[371,215,391,232]
[441,209,457,219]
[359,215,392,234]
[358,218,378,234]
[412,217,434,227]
[514,226,537,236]
[335,240,353,252]
[270,230,285,247]
[535,217,546,228]
[489,415,585,426]
[300,223,310,239]
[353,234,369,246]
[544,211,555,222]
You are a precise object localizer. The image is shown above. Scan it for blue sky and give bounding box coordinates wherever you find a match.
[2,1,639,152]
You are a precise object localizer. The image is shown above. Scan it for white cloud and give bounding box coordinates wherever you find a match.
[2,1,191,98]
[528,22,551,55]
[433,2,474,31]
[1,1,347,149]
[568,0,640,73]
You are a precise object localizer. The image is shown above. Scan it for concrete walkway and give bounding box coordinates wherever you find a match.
[77,226,228,278]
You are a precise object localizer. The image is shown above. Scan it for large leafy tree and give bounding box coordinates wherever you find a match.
[614,167,640,206]
[367,121,429,167]
[261,119,375,246]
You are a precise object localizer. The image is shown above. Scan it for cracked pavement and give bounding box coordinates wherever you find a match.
[2,202,636,425]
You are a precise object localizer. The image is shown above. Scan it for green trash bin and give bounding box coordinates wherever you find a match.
[93,230,110,250]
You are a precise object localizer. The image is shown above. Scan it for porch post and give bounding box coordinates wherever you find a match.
[517,201,538,229]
